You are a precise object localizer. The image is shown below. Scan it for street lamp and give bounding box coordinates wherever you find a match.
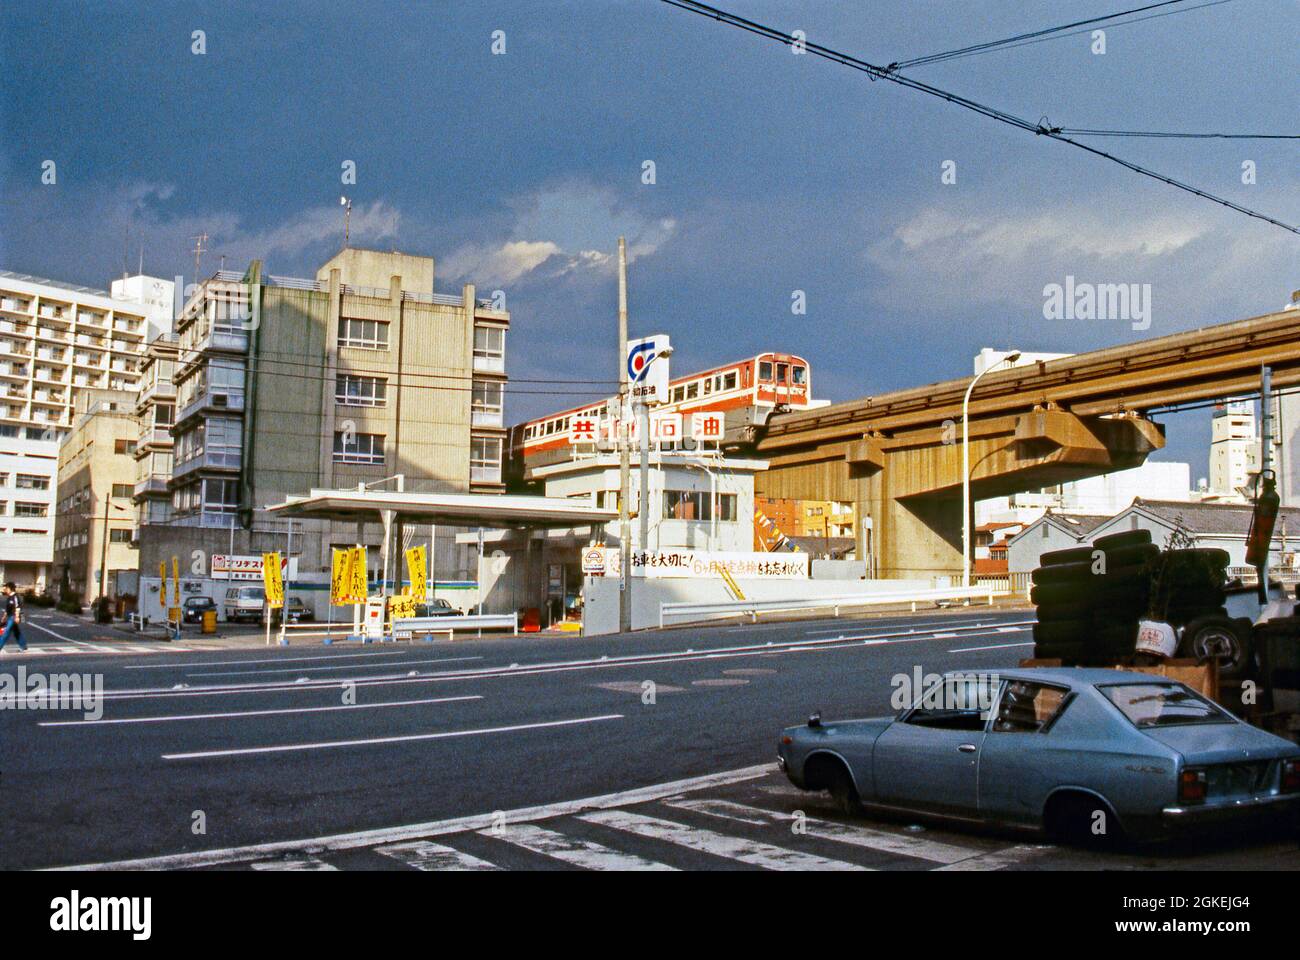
[638,345,673,554]
[962,350,1021,587]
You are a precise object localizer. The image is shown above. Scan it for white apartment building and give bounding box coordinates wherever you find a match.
[1209,401,1260,501]
[976,461,1192,527]
[0,271,171,589]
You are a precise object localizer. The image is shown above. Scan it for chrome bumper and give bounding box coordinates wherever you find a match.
[1162,791,1300,820]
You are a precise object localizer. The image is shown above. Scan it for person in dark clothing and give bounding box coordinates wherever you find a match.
[0,582,27,652]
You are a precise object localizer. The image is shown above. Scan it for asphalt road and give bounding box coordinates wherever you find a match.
[1,606,1295,871]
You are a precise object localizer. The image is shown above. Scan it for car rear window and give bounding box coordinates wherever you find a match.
[1100,683,1231,727]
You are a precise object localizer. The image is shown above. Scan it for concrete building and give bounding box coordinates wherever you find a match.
[976,461,1192,526]
[52,391,139,603]
[131,334,179,535]
[0,270,167,589]
[135,248,508,618]
[1006,513,1111,574]
[1208,401,1260,501]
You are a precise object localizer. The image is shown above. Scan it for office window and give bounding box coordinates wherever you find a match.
[14,502,47,518]
[15,474,48,490]
[111,483,133,499]
[109,529,133,544]
[471,436,503,483]
[334,431,385,465]
[336,374,388,407]
[471,380,503,414]
[473,326,505,361]
[339,317,390,350]
[717,493,738,522]
[663,490,711,522]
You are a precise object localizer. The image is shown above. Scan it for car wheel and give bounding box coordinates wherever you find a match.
[825,765,863,817]
[1043,792,1124,849]
[1179,616,1254,680]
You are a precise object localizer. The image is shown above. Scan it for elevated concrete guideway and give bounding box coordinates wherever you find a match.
[750,309,1300,579]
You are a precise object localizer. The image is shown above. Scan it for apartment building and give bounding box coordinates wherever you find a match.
[0,271,170,589]
[132,334,179,535]
[136,248,509,608]
[52,391,139,603]
[1209,401,1260,502]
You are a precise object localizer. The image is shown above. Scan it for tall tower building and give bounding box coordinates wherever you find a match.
[1209,401,1261,501]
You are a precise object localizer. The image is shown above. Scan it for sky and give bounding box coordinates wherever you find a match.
[1,0,1297,479]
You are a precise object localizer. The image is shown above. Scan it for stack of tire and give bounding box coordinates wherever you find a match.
[1030,530,1160,665]
[1149,548,1253,683]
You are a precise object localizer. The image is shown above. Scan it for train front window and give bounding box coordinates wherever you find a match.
[776,363,789,383]
[792,366,806,385]
[759,362,773,382]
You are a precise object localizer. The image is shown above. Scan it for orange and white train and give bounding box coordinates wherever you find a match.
[509,352,817,480]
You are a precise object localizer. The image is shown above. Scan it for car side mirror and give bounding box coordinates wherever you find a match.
[807,712,822,728]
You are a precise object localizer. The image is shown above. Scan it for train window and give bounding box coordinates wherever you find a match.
[792,366,807,385]
[686,382,699,399]
[723,372,737,391]
[672,386,684,403]
[703,378,713,395]
[759,362,773,381]
[776,363,789,383]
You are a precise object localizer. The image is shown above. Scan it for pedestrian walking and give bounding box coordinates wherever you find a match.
[0,582,27,652]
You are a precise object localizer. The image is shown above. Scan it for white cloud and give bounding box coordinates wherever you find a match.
[439,240,562,285]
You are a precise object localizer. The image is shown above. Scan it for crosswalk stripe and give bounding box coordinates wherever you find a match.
[375,840,500,871]
[663,798,980,865]
[481,823,677,871]
[250,856,339,871]
[934,844,1051,871]
[578,810,870,871]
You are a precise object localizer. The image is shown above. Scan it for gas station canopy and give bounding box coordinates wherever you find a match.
[266,488,619,529]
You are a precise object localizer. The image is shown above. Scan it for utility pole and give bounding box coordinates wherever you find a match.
[618,237,632,633]
[98,493,112,603]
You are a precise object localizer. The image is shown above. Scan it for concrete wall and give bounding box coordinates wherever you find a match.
[583,575,934,636]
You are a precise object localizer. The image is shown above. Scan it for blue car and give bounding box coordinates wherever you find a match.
[777,667,1300,843]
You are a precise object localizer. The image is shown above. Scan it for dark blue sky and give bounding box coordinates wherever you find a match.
[2,0,1296,478]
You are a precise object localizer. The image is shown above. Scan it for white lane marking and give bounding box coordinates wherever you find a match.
[187,655,483,677]
[663,799,978,865]
[948,641,1034,653]
[930,633,958,639]
[802,617,991,637]
[38,695,482,727]
[21,621,81,644]
[995,626,1024,633]
[578,810,870,871]
[53,764,775,870]
[934,844,1053,871]
[250,856,340,871]
[126,650,419,670]
[376,841,500,871]
[481,823,677,871]
[161,713,624,760]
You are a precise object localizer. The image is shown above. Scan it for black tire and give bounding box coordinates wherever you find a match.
[1162,547,1231,570]
[1035,599,1096,622]
[1039,545,1096,567]
[1100,543,1161,568]
[1033,620,1091,645]
[1032,561,1096,586]
[824,764,863,817]
[1033,640,1090,662]
[1092,530,1152,551]
[1178,616,1254,680]
[1043,792,1124,848]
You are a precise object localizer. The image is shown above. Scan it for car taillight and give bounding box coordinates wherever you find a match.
[1282,759,1300,793]
[1179,768,1207,804]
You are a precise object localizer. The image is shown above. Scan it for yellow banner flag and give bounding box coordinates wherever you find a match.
[348,546,368,602]
[405,545,427,599]
[262,552,284,608]
[159,561,168,608]
[388,593,417,620]
[331,549,352,605]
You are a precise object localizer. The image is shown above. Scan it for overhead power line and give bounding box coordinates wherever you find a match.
[1057,128,1299,140]
[658,0,1300,236]
[893,0,1233,69]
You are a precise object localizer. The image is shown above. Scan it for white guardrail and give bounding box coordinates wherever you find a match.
[391,613,519,641]
[659,585,1002,628]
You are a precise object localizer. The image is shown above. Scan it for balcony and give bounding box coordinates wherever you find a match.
[177,387,244,426]
[172,451,241,481]
[138,378,176,406]
[133,475,170,498]
[471,408,504,429]
[137,424,173,447]
[472,354,505,375]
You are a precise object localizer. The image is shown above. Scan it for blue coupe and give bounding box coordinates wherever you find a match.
[777,667,1300,843]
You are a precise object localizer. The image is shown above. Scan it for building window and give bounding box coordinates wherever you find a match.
[14,502,48,518]
[717,493,738,521]
[111,483,133,499]
[473,326,505,373]
[109,529,133,544]
[338,317,389,350]
[336,374,388,407]
[333,431,385,465]
[471,380,503,426]
[470,436,503,484]
[663,490,711,522]
[15,474,49,490]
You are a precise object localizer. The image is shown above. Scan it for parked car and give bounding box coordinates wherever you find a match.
[223,585,266,623]
[270,596,311,626]
[777,667,1300,844]
[415,598,463,617]
[182,596,217,624]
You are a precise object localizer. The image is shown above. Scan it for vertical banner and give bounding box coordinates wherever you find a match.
[405,545,427,600]
[158,562,168,609]
[349,546,369,601]
[330,549,351,605]
[169,556,181,623]
[262,551,284,608]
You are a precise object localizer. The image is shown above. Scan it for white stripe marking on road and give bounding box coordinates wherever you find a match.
[250,856,340,871]
[187,655,483,677]
[126,650,420,670]
[22,621,87,644]
[160,713,624,760]
[663,799,979,864]
[948,641,1034,653]
[375,841,500,871]
[578,810,869,871]
[39,695,482,727]
[53,764,776,870]
[481,823,677,871]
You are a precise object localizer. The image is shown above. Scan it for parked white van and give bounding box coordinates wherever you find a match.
[224,585,266,623]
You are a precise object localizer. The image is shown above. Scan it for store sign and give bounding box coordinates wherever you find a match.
[589,548,807,580]
[212,554,298,581]
[627,334,671,404]
[581,547,607,575]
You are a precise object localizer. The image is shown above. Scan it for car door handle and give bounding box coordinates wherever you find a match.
[957,743,977,753]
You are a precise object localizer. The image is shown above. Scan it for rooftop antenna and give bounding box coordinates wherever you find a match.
[340,196,352,247]
[138,244,144,275]
[191,232,209,286]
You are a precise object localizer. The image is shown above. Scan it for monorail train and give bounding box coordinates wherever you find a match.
[509,352,818,482]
